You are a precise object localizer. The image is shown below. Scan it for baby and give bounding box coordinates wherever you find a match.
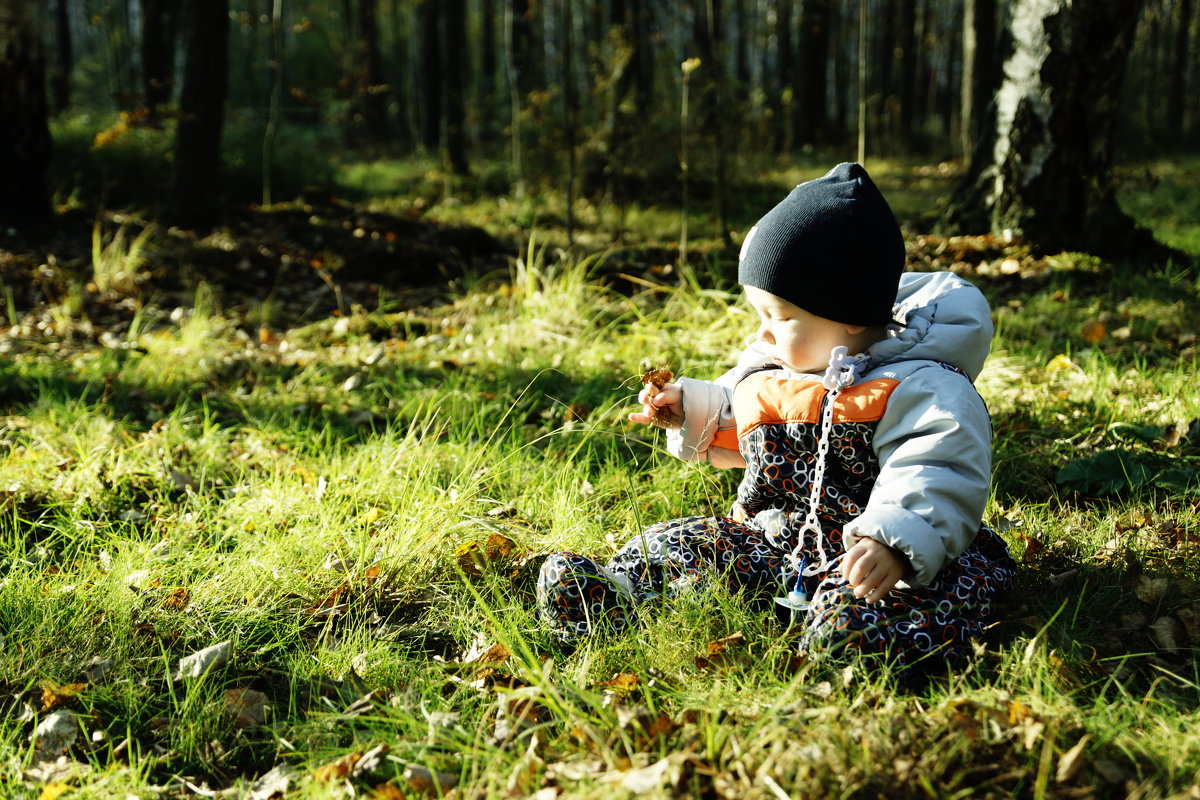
[537,163,1016,672]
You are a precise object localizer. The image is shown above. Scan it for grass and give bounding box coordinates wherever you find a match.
[3,156,1200,798]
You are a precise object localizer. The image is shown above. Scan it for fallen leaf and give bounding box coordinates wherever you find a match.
[695,631,745,670]
[593,672,640,699]
[32,710,78,758]
[1133,575,1169,605]
[162,586,191,611]
[493,687,550,744]
[350,744,391,781]
[456,533,518,577]
[403,764,460,795]
[1149,617,1183,652]
[614,756,680,793]
[314,751,363,783]
[1081,320,1107,343]
[1056,735,1090,783]
[39,682,86,712]
[222,688,269,727]
[175,640,232,680]
[82,656,114,684]
[37,782,72,800]
[247,765,297,800]
[23,757,91,785]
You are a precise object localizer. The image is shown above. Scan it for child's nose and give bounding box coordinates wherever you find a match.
[757,323,774,344]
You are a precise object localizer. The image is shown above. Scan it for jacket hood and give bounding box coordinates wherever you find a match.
[863,272,993,381]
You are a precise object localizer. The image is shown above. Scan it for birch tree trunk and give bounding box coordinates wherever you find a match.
[942,0,1171,261]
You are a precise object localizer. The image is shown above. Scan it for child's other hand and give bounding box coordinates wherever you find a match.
[628,382,683,428]
[841,537,908,604]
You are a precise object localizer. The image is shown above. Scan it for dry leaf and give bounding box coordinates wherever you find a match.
[32,710,78,758]
[1149,617,1183,652]
[37,782,72,800]
[403,764,460,795]
[175,640,232,680]
[493,687,549,744]
[594,672,640,699]
[639,365,674,420]
[39,682,86,712]
[161,587,191,611]
[1133,575,1169,605]
[313,751,363,783]
[247,765,298,800]
[1056,735,1090,783]
[1081,320,1107,343]
[456,533,518,577]
[695,631,745,670]
[82,656,114,684]
[222,688,269,727]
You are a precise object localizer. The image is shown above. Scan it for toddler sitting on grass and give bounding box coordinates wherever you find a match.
[537,163,1016,673]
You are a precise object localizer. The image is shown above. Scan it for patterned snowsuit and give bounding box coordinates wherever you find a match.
[536,272,1017,670]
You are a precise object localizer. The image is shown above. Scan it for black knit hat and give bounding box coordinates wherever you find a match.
[737,162,905,326]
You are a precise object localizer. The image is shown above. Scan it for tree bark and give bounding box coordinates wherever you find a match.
[167,0,230,227]
[798,0,830,146]
[960,0,997,158]
[1166,0,1193,136]
[358,0,391,139]
[773,0,793,151]
[942,0,1173,262]
[479,0,497,133]
[0,0,52,223]
[50,0,72,113]
[142,0,179,110]
[418,0,441,151]
[444,0,469,174]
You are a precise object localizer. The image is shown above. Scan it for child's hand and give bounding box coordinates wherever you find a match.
[628,382,684,428]
[841,537,908,604]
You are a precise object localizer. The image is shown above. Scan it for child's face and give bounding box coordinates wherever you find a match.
[744,285,866,373]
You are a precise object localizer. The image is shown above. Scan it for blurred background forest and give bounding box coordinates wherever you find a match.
[1,0,1198,294]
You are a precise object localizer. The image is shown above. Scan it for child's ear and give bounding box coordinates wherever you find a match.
[844,324,868,336]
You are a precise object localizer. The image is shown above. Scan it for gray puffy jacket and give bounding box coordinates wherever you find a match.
[666,271,994,587]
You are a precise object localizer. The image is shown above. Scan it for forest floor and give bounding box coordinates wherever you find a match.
[1,155,1199,799]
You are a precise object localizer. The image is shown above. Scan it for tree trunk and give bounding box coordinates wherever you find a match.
[418,0,441,151]
[142,0,179,110]
[960,0,997,158]
[479,0,497,135]
[359,0,391,139]
[167,0,230,227]
[50,0,72,113]
[0,0,52,223]
[896,0,918,147]
[942,0,1172,261]
[798,0,830,146]
[510,0,537,99]
[773,0,793,151]
[444,0,469,174]
[1166,0,1192,136]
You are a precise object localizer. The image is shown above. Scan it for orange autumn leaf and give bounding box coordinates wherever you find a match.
[313,751,363,783]
[162,587,191,611]
[40,681,87,711]
[1081,320,1107,343]
[594,672,641,698]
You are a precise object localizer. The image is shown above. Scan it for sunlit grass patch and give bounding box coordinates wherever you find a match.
[3,218,1200,798]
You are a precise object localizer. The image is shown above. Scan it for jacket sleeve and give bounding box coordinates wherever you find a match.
[664,344,772,469]
[842,366,991,587]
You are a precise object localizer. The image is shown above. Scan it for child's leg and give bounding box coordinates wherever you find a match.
[606,515,788,598]
[536,552,637,642]
[537,515,789,641]
[800,526,1017,671]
